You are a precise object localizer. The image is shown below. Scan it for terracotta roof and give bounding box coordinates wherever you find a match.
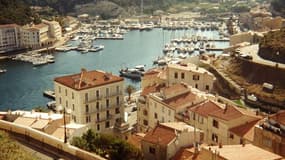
[171,147,194,160]
[143,124,176,146]
[161,83,189,98]
[13,117,36,126]
[229,119,260,141]
[30,119,50,130]
[189,100,224,117]
[270,110,285,126]
[141,84,164,97]
[54,69,124,91]
[163,92,196,110]
[143,69,160,76]
[208,105,248,121]
[33,23,48,29]
[203,144,282,160]
[0,24,19,28]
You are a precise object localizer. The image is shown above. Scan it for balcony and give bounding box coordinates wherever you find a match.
[84,96,103,104]
[87,103,123,114]
[104,91,123,98]
[96,114,113,123]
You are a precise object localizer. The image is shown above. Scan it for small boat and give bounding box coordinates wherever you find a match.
[119,68,143,80]
[47,101,56,111]
[81,49,89,54]
[134,65,145,72]
[43,90,55,99]
[33,60,48,66]
[0,69,7,73]
[46,55,55,63]
[89,45,104,52]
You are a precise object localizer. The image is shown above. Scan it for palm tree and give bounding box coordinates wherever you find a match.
[125,85,135,101]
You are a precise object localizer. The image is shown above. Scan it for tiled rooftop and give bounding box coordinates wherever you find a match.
[189,100,224,117]
[54,69,123,90]
[141,84,165,97]
[229,119,260,141]
[270,110,285,126]
[0,24,19,28]
[143,124,176,146]
[203,144,282,160]
[163,92,196,110]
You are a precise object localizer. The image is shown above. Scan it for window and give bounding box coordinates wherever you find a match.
[85,105,89,113]
[115,108,120,114]
[162,107,164,113]
[106,88,109,97]
[96,102,99,110]
[97,113,100,121]
[212,133,218,143]
[206,85,209,90]
[240,139,244,145]
[168,110,171,116]
[58,86,61,93]
[85,93,88,102]
[149,147,156,154]
[116,96,120,105]
[65,89,67,96]
[213,119,219,128]
[106,110,110,118]
[174,72,178,79]
[97,124,100,131]
[106,99,109,108]
[105,121,110,128]
[230,134,234,139]
[96,90,100,99]
[154,113,158,119]
[181,73,185,79]
[72,115,76,123]
[143,120,148,126]
[143,110,148,116]
[66,101,68,108]
[59,97,62,104]
[199,117,204,124]
[116,86,120,94]
[86,116,91,123]
[72,104,75,111]
[195,84,198,89]
[263,138,272,147]
[193,75,199,80]
[72,92,74,99]
[193,113,196,120]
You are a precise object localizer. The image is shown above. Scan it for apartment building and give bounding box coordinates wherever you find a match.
[187,100,261,145]
[167,63,215,92]
[0,24,21,53]
[141,63,215,92]
[21,23,50,49]
[42,20,62,40]
[141,122,203,160]
[254,110,285,157]
[54,69,124,133]
[137,83,213,132]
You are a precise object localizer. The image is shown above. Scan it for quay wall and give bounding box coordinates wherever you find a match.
[0,120,105,160]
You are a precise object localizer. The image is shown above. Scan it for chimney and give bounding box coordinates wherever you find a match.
[78,68,87,89]
[224,104,228,113]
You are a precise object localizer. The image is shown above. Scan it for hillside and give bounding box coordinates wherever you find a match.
[271,0,285,17]
[0,0,37,25]
[259,29,285,64]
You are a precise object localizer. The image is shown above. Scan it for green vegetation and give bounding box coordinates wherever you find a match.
[0,0,40,25]
[33,106,49,112]
[71,129,142,160]
[0,131,37,160]
[125,85,136,101]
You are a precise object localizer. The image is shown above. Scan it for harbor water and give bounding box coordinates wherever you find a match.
[0,28,229,110]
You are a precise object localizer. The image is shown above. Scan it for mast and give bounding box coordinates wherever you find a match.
[140,0,144,16]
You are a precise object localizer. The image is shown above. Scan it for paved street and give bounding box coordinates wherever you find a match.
[239,44,285,69]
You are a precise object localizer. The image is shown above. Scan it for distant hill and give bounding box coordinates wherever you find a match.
[259,29,285,64]
[0,0,36,25]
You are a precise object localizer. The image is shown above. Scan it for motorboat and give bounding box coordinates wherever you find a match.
[0,69,7,73]
[119,68,144,80]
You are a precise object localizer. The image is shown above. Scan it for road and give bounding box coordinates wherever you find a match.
[239,44,285,69]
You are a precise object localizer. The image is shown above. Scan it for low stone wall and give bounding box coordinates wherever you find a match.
[0,120,105,160]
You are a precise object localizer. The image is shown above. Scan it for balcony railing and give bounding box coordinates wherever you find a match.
[86,103,123,114]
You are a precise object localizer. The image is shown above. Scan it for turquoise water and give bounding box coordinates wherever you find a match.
[0,28,228,110]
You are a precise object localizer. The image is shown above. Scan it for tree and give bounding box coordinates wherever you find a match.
[125,85,136,101]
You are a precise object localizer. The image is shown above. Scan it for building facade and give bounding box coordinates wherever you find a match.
[42,20,62,40]
[0,24,21,53]
[54,69,124,133]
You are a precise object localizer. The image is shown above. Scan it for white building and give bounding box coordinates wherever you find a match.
[0,24,21,53]
[54,69,125,133]
[42,20,62,40]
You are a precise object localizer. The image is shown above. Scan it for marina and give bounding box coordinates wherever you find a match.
[0,27,229,110]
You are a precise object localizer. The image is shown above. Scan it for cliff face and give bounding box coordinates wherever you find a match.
[271,0,285,17]
[258,29,285,64]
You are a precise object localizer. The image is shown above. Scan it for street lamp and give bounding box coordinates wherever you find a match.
[57,105,71,143]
